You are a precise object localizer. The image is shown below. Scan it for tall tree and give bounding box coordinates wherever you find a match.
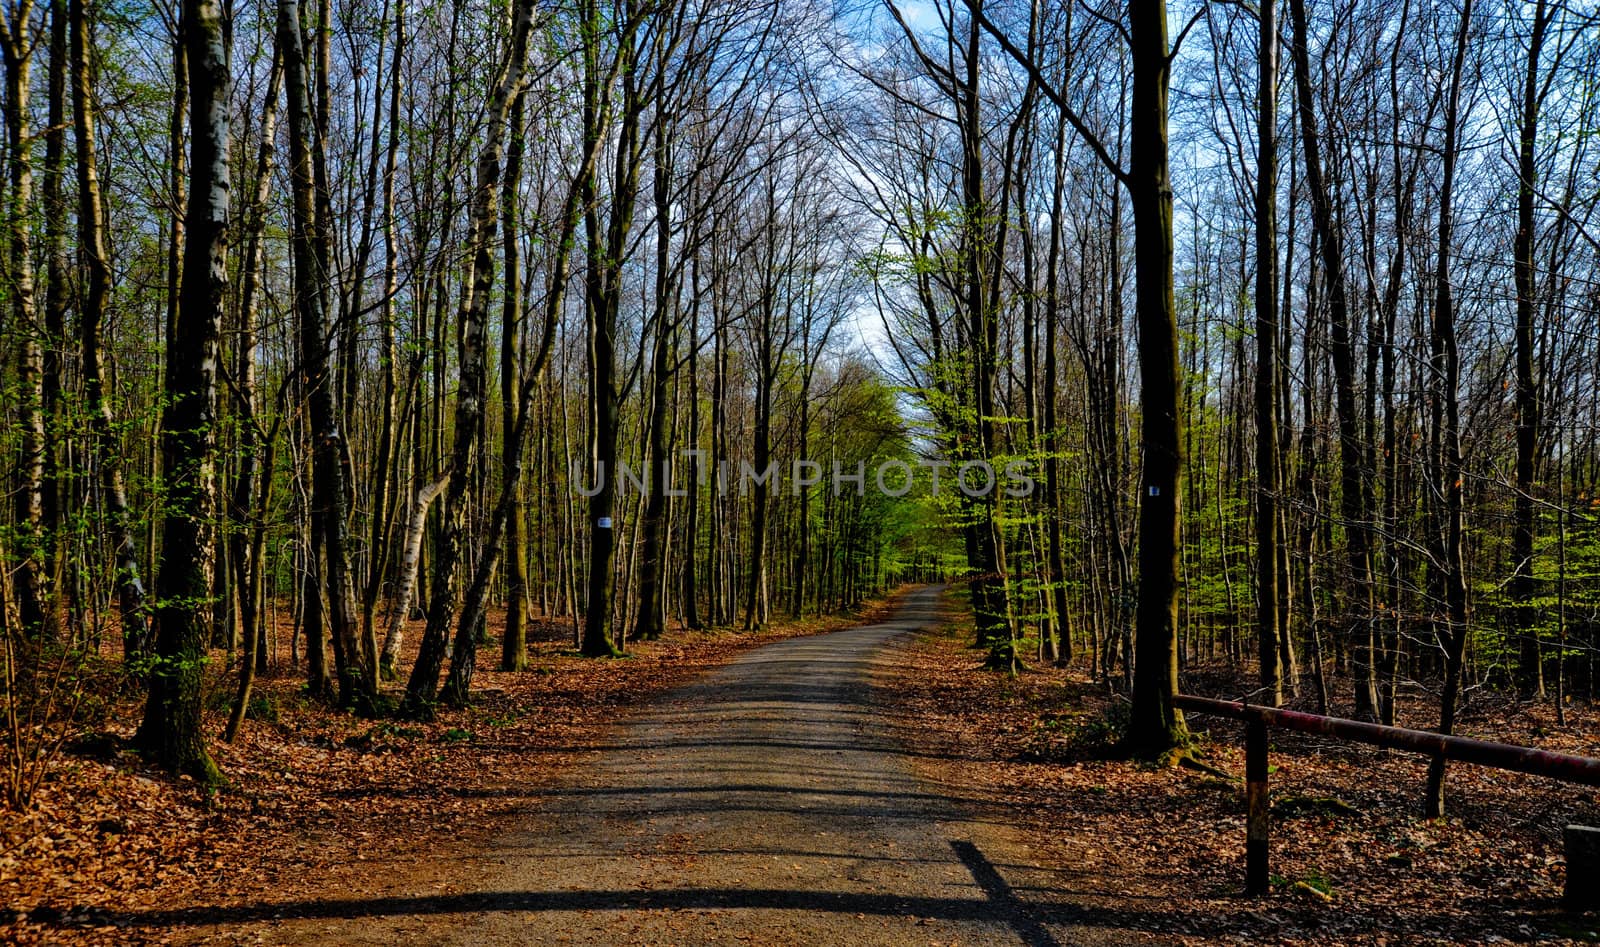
[1289,0,1379,719]
[972,0,1187,752]
[138,0,228,784]
[1,0,51,640]
[279,0,373,711]
[1121,0,1188,755]
[1510,0,1555,698]
[405,0,537,710]
[1423,0,1475,820]
[580,0,652,657]
[72,0,151,658]
[499,85,532,670]
[1254,0,1283,706]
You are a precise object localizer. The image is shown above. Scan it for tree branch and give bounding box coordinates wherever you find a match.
[960,0,1129,186]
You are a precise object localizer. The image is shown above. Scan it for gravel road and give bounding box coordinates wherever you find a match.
[193,586,1136,945]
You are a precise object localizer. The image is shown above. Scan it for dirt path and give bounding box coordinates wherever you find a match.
[161,587,1148,945]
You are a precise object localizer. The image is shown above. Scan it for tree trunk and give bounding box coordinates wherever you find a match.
[581,0,645,658]
[500,86,531,671]
[279,0,374,712]
[1,2,51,640]
[1511,0,1552,699]
[71,0,153,658]
[404,0,537,710]
[635,104,676,642]
[1424,0,1475,820]
[1254,0,1283,707]
[41,0,65,605]
[380,469,449,679]
[1289,0,1378,719]
[138,0,227,785]
[1043,63,1071,664]
[1123,0,1188,757]
[361,0,406,680]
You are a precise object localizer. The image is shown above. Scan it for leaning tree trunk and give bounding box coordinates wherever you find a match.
[380,468,449,679]
[404,0,536,712]
[138,0,227,785]
[443,63,605,690]
[1289,0,1378,720]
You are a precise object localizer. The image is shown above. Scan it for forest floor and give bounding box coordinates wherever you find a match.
[889,603,1600,945]
[10,586,1600,945]
[0,592,906,945]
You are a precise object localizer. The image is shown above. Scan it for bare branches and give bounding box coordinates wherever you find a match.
[960,0,1130,186]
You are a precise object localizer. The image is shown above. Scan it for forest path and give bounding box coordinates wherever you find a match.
[216,586,1137,945]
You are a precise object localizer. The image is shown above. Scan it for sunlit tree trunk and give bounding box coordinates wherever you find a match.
[73,0,152,658]
[406,0,537,708]
[1,1,51,640]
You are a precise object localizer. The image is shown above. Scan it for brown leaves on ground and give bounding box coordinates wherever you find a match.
[0,595,902,945]
[882,617,1600,946]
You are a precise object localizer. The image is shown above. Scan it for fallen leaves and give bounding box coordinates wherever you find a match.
[882,618,1600,945]
[0,595,902,945]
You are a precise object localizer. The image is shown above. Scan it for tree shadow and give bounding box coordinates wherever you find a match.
[51,839,1074,945]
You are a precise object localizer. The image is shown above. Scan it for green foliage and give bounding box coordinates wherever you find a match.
[1020,704,1131,762]
[1275,868,1335,899]
[1473,500,1600,678]
[482,709,521,728]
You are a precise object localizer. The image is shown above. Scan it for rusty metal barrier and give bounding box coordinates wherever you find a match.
[1174,694,1600,896]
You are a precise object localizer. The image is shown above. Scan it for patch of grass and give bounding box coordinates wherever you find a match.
[1019,704,1130,762]
[440,727,475,744]
[482,710,521,728]
[244,695,278,723]
[1274,794,1360,819]
[1274,868,1335,901]
[343,722,425,753]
